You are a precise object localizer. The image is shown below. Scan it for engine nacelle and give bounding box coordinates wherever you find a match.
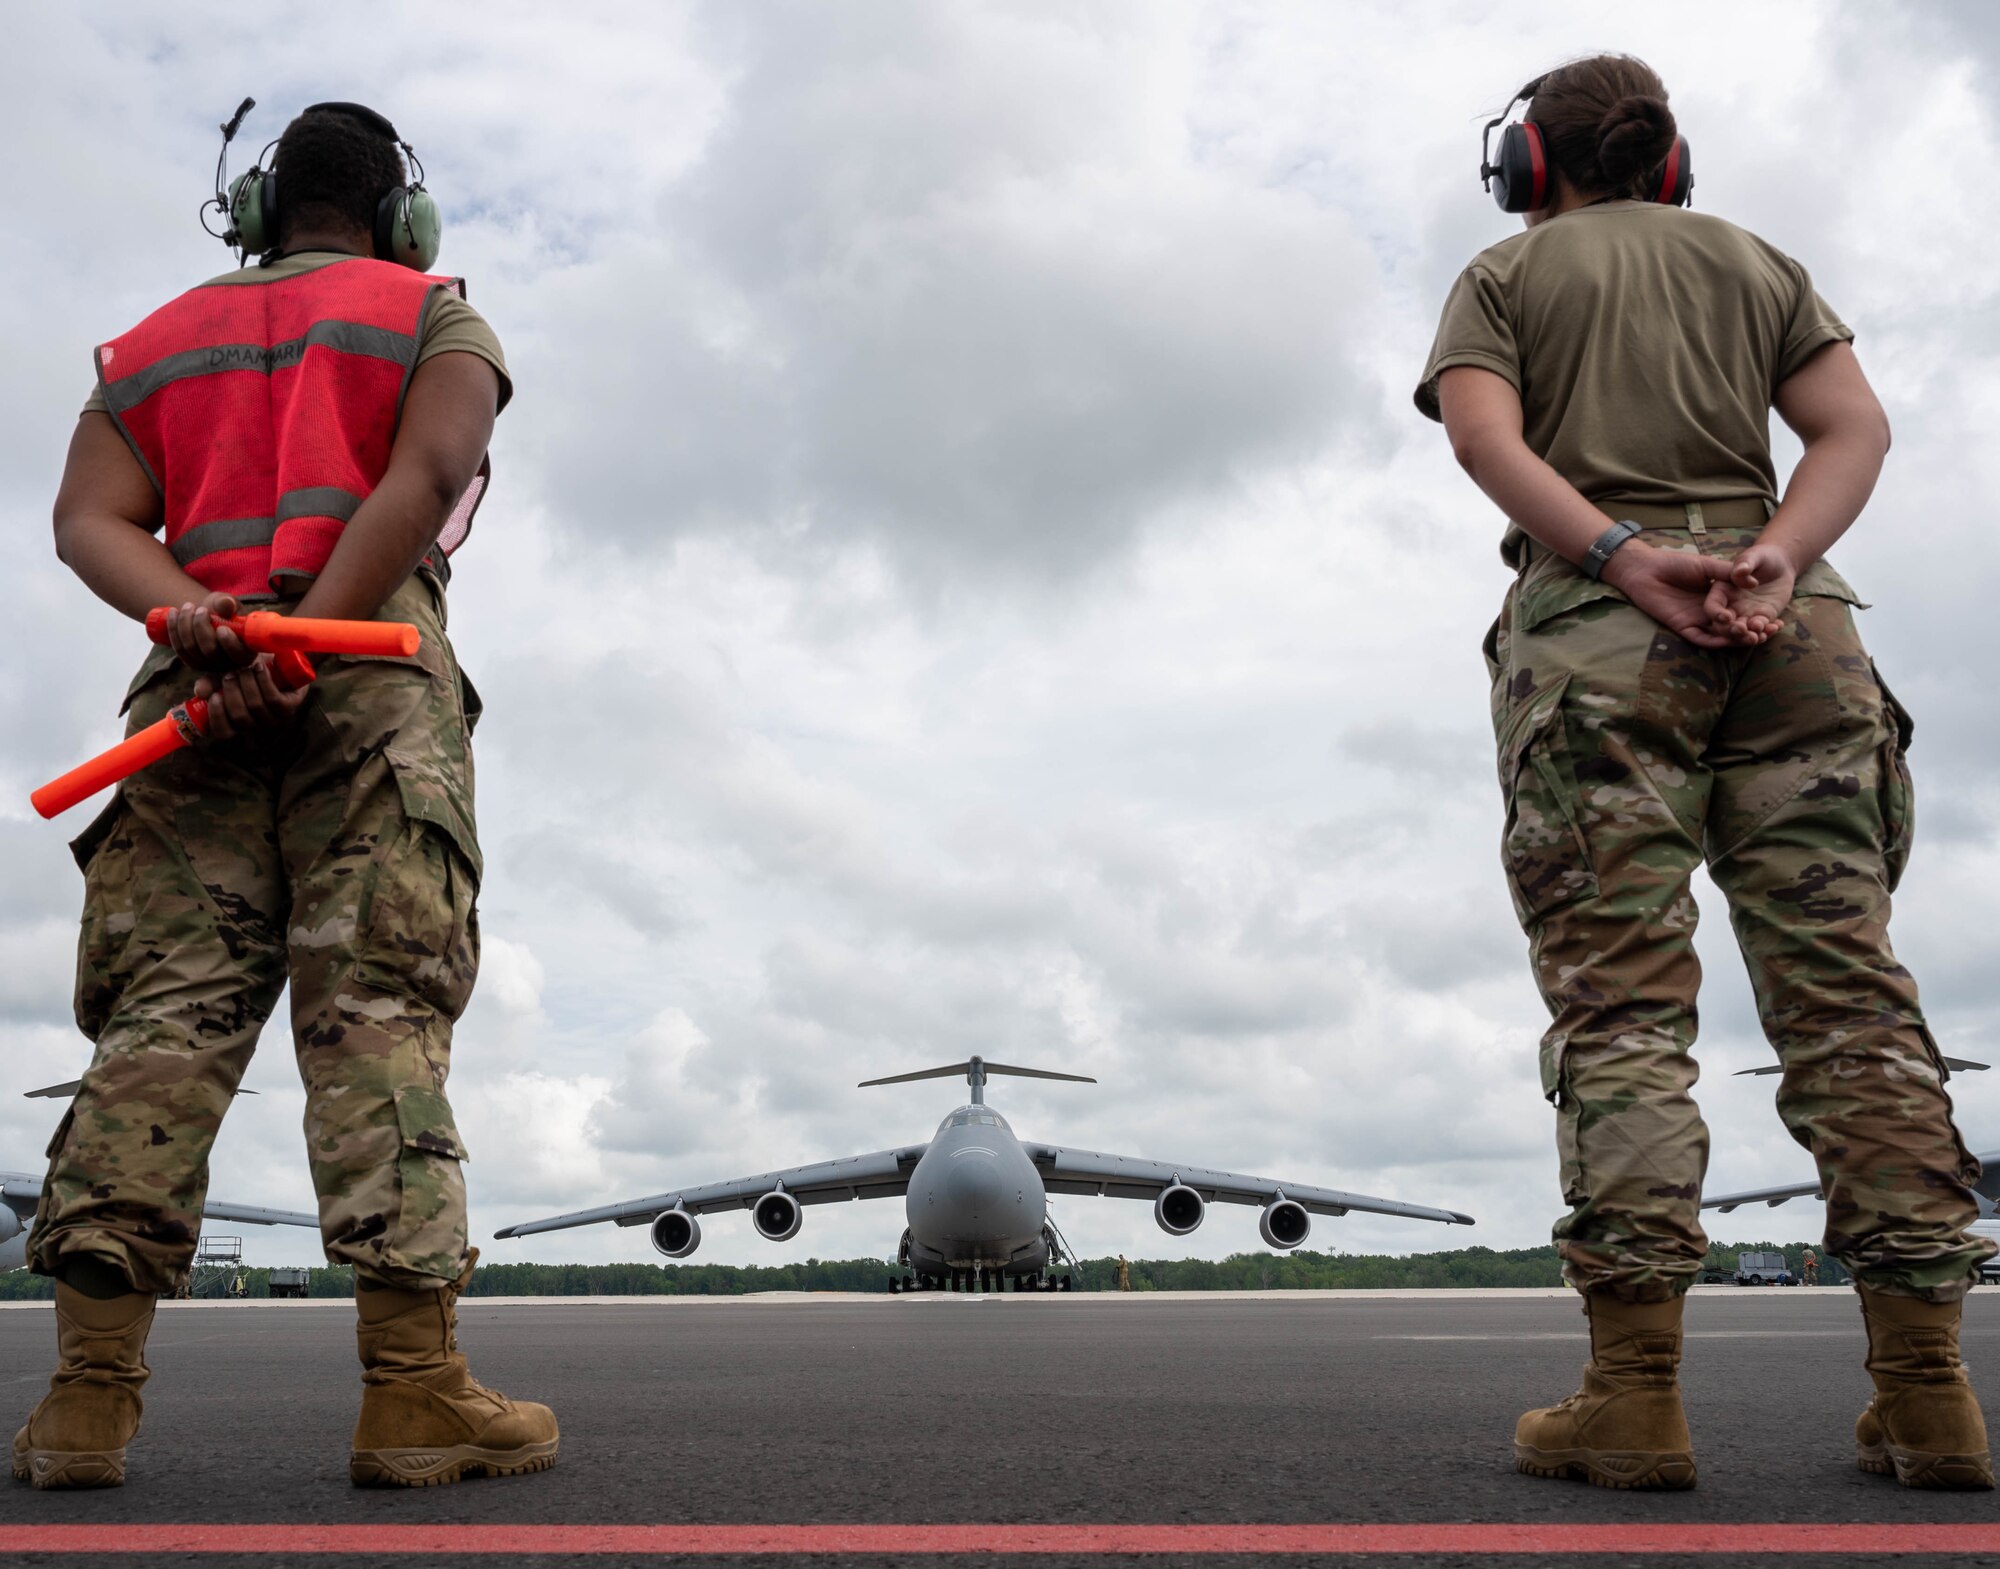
[1259,1196,1310,1250]
[752,1189,802,1243]
[1153,1183,1205,1236]
[0,1205,21,1245]
[650,1208,701,1258]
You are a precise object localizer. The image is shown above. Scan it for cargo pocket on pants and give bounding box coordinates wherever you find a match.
[1872,661,1916,892]
[1539,1036,1588,1207]
[357,748,482,1023]
[389,1084,470,1278]
[394,1084,468,1163]
[1498,673,1598,925]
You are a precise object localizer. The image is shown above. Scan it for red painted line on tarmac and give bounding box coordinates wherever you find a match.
[0,1522,1995,1555]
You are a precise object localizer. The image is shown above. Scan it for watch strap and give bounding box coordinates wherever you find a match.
[1583,519,1643,580]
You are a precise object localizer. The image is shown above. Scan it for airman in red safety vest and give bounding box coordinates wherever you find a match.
[16,101,556,1494]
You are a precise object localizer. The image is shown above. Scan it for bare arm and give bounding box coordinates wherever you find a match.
[52,413,202,620]
[1436,367,1623,568]
[1706,343,1890,636]
[293,351,498,623]
[1436,366,1742,648]
[52,413,299,733]
[1761,342,1890,575]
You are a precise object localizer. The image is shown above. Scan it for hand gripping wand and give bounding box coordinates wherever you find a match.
[30,610,422,820]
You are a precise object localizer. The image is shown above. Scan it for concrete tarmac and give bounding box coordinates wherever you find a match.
[0,1287,1996,1566]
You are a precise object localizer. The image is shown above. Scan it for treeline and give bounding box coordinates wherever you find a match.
[0,1242,1840,1300]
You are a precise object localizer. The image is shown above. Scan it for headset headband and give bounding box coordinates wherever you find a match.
[1478,75,1547,197]
[301,101,404,147]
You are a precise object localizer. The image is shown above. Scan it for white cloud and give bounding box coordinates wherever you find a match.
[3,1,1997,1279]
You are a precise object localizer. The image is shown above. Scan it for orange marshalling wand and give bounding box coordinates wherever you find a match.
[31,650,318,820]
[142,607,419,659]
[33,608,418,820]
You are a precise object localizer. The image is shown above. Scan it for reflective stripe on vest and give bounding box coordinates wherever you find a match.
[165,488,366,567]
[100,322,417,416]
[95,259,473,598]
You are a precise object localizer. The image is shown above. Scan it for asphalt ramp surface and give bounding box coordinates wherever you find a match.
[0,1288,1995,1566]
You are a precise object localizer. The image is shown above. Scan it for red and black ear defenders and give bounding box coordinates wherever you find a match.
[1479,77,1693,213]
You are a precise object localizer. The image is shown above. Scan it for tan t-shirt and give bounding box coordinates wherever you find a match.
[81,250,511,416]
[1415,204,1850,507]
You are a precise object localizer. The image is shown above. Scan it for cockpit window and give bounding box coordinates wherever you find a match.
[939,1108,1009,1130]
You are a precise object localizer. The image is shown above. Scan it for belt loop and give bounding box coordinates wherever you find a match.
[1684,502,1707,537]
[1762,498,1775,521]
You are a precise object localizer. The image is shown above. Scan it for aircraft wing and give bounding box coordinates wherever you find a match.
[494,1145,928,1239]
[1026,1145,1474,1226]
[1704,1150,2000,1217]
[2,1172,315,1230]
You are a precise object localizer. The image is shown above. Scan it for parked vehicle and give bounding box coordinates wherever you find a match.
[1734,1249,1794,1287]
[267,1266,312,1299]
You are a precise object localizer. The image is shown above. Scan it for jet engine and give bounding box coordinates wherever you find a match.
[1259,1196,1310,1250]
[650,1208,701,1258]
[752,1189,802,1243]
[0,1206,20,1245]
[1153,1182,1205,1236]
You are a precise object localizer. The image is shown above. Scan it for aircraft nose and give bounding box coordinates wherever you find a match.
[945,1155,1005,1213]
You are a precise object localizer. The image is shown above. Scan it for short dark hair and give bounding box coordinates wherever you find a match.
[273,107,406,243]
[1525,54,1677,199]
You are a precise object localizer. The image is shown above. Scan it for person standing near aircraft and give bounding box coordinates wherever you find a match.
[16,101,556,1491]
[1419,54,1992,1490]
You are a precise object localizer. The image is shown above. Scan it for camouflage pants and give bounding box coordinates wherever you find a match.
[29,573,482,1295]
[1488,523,1992,1303]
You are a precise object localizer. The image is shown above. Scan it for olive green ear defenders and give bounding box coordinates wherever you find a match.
[209,97,443,271]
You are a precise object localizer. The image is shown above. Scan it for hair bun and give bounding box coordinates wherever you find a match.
[1596,93,1676,186]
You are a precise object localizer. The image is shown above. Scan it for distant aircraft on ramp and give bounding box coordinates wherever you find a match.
[1704,1150,2000,1223]
[1707,1056,1995,1224]
[3,1080,318,1271]
[497,1056,1475,1291]
[0,1170,318,1272]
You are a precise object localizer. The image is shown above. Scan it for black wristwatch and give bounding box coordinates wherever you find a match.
[1582,519,1643,580]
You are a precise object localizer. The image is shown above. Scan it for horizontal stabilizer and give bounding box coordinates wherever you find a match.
[859,1056,1095,1089]
[1735,1057,1987,1077]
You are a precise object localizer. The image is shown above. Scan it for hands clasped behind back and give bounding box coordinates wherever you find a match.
[165,594,310,740]
[1600,540,1793,649]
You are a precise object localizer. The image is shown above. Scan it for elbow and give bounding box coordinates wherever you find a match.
[1449,431,1496,485]
[418,459,473,520]
[51,509,78,568]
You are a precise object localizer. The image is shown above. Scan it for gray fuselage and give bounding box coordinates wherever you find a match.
[904,1107,1048,1275]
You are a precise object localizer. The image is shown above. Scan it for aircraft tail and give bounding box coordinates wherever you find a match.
[23,1080,257,1100]
[859,1055,1095,1103]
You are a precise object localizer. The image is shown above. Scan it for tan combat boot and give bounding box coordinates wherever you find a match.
[1514,1293,1696,1490]
[11,1284,156,1490]
[1855,1285,1993,1489]
[350,1248,559,1487]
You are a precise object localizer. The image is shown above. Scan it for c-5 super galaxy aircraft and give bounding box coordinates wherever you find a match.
[498,1057,1475,1291]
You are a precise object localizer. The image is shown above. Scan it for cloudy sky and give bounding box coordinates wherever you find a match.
[5,1,1999,1274]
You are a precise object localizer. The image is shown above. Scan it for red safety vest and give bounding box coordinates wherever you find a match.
[95,258,484,598]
